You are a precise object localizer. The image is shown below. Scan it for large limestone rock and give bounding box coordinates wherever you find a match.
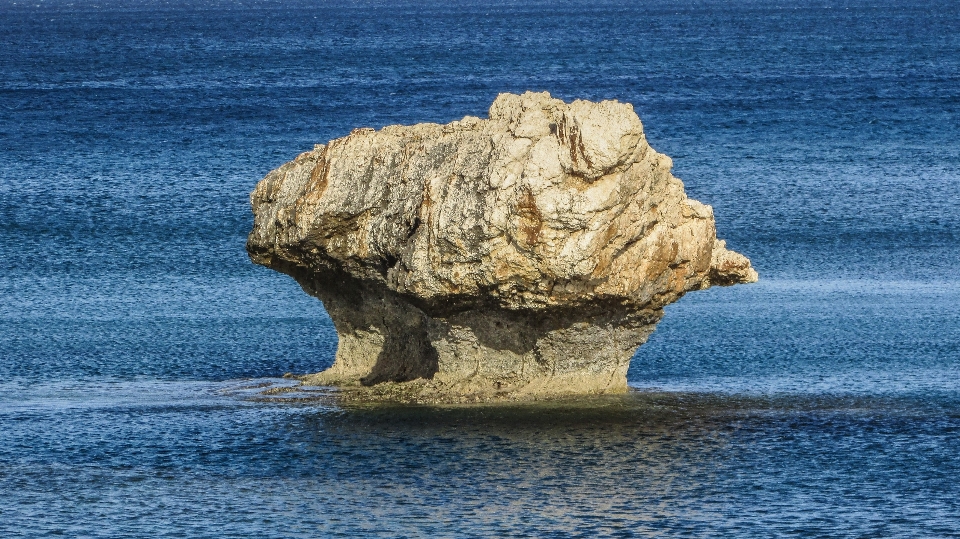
[247,92,757,401]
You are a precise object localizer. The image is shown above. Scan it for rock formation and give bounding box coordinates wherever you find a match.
[247,91,757,401]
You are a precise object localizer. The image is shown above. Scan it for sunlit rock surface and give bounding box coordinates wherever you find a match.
[247,92,757,401]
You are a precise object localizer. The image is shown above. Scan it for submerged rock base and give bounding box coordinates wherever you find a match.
[289,267,660,401]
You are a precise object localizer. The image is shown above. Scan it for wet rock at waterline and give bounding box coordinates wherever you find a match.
[247,91,757,402]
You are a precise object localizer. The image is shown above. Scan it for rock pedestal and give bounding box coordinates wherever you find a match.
[247,92,757,401]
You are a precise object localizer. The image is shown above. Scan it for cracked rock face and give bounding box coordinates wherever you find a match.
[247,91,757,400]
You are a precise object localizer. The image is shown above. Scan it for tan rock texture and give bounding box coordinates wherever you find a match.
[247,91,757,401]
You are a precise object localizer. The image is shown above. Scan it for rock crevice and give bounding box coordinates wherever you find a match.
[247,92,757,400]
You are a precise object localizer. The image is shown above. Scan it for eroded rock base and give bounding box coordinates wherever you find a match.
[288,268,662,402]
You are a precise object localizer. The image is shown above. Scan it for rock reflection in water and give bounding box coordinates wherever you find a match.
[263,391,957,536]
[1,383,958,536]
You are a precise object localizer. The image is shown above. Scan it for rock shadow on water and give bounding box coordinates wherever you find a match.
[239,379,947,438]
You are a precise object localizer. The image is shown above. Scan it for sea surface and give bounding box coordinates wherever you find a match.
[2,0,959,536]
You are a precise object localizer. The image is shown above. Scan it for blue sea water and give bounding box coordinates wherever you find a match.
[2,0,959,536]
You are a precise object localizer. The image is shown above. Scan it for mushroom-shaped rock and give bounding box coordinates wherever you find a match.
[247,92,757,400]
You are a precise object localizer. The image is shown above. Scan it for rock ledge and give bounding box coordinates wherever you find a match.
[247,92,756,402]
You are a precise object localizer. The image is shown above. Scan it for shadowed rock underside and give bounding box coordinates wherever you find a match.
[247,92,757,402]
